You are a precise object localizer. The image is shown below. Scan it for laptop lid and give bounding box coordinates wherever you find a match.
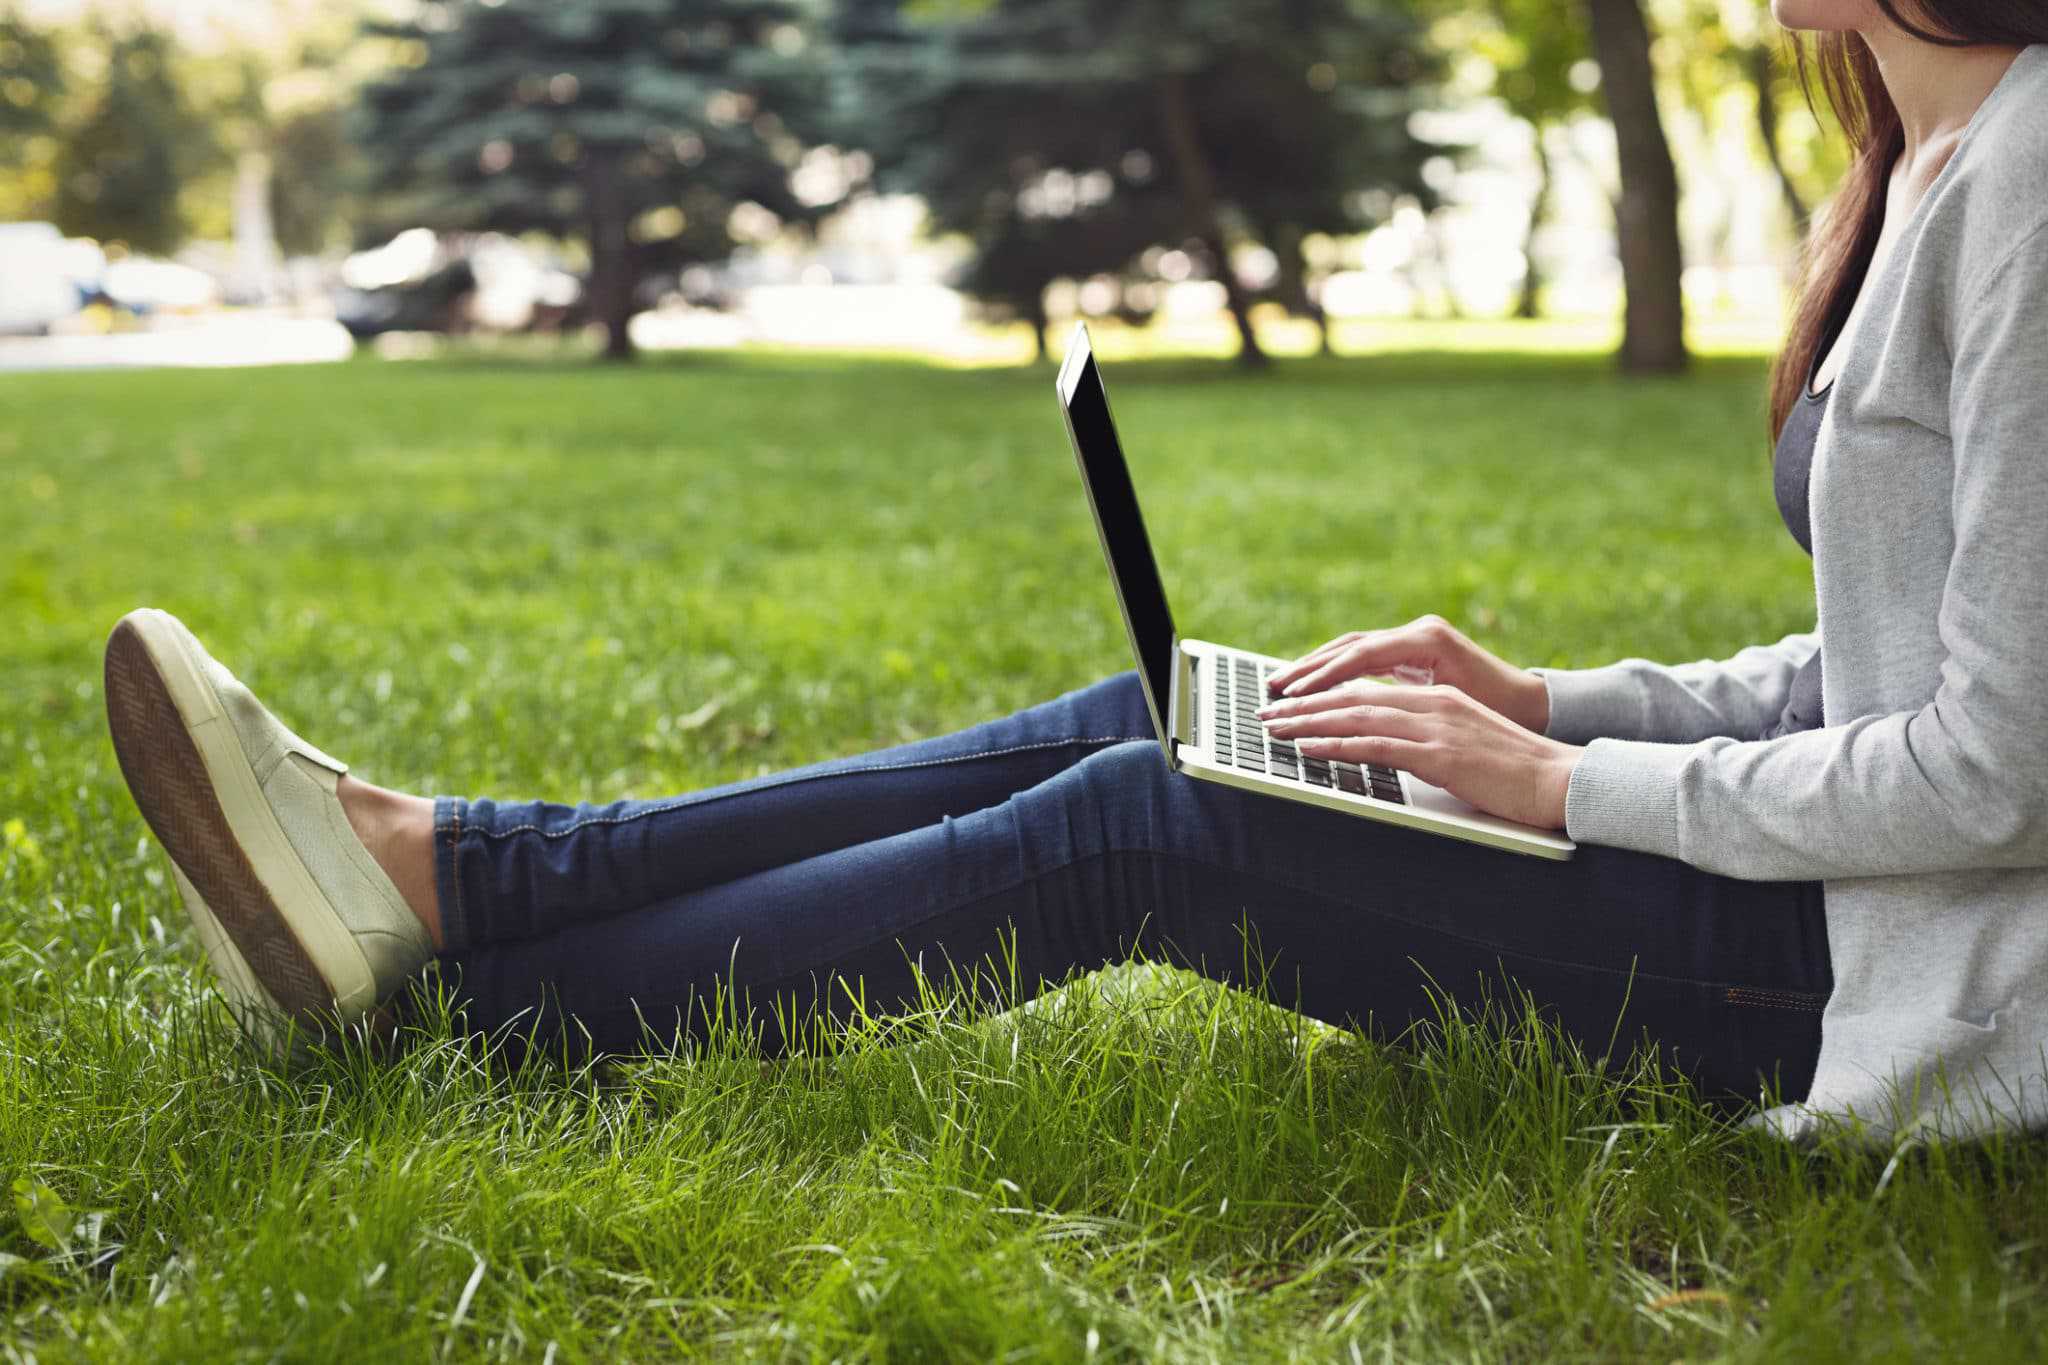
[1055,323,1180,763]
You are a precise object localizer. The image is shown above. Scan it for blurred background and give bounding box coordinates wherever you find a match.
[0,0,1841,374]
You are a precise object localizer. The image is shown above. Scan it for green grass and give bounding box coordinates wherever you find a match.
[5,339,2046,1361]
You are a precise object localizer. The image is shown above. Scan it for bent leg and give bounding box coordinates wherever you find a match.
[434,672,1154,947]
[439,741,1831,1103]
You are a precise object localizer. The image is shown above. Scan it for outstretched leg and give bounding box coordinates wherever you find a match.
[441,742,1833,1104]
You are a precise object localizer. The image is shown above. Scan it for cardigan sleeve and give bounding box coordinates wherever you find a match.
[1533,631,1818,746]
[1562,228,2048,881]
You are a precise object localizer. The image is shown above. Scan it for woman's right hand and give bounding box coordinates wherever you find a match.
[1261,615,1551,735]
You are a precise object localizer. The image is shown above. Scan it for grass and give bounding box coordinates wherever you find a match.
[5,336,2047,1361]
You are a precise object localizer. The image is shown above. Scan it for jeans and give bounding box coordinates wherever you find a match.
[432,672,1832,1103]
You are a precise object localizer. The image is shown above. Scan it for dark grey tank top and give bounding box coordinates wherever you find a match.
[1764,227,1876,741]
[1762,385,1828,739]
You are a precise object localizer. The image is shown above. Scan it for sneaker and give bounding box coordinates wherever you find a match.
[103,608,433,1042]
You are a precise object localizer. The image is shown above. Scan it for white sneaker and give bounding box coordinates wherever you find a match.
[104,609,433,1040]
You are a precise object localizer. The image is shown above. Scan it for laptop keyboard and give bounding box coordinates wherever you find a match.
[1208,654,1407,804]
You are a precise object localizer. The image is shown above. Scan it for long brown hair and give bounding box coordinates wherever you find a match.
[1768,2,2048,439]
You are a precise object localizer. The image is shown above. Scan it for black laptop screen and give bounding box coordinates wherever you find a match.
[1062,349,1178,722]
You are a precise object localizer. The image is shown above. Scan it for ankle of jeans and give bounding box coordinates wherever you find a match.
[432,796,473,955]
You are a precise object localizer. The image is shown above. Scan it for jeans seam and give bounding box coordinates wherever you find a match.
[467,737,1157,841]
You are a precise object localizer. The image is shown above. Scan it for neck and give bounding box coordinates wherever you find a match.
[1860,27,2023,152]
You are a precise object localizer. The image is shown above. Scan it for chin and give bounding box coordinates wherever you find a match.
[1771,0,1875,32]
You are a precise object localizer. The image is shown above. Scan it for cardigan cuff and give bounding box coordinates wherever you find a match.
[1563,738,1688,859]
[1533,666,1638,745]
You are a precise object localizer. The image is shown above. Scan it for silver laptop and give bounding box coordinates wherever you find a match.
[1055,323,1575,860]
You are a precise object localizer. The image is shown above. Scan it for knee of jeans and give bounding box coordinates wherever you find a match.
[1031,741,1181,860]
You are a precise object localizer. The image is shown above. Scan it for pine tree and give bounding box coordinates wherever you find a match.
[838,0,1437,368]
[359,0,830,359]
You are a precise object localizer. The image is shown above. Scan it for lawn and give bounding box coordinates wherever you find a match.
[5,339,2044,1361]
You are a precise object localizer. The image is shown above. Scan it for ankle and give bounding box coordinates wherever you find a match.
[337,775,445,951]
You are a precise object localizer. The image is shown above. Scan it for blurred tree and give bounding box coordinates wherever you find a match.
[53,25,221,253]
[268,102,359,256]
[1585,0,1686,372]
[1660,0,1834,238]
[1438,0,1598,317]
[839,0,1437,368]
[0,9,65,220]
[0,9,61,140]
[359,0,831,360]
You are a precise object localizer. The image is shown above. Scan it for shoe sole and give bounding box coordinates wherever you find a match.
[104,611,374,1021]
[167,861,296,1053]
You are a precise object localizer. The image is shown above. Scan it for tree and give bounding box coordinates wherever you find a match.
[1585,0,1687,373]
[53,25,221,253]
[359,0,831,360]
[0,9,65,221]
[839,0,1437,369]
[1439,0,1600,318]
[0,9,61,141]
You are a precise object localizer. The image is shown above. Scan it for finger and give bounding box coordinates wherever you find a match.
[1278,616,1459,697]
[1278,640,1383,699]
[1266,705,1432,741]
[1295,735,1434,769]
[1258,679,1373,720]
[1265,632,1363,693]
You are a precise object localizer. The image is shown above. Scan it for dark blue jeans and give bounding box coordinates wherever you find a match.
[432,672,1831,1103]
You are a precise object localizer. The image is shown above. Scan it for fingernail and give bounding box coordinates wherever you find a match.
[1283,683,1302,696]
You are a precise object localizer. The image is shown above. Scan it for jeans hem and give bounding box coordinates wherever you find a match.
[433,795,471,954]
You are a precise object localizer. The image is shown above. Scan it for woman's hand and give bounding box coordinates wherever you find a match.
[1263,615,1550,735]
[1258,682,1582,831]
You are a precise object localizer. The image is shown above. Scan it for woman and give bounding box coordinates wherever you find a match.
[105,4,2047,1141]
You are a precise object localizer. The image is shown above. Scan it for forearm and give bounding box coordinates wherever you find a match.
[1534,631,1820,745]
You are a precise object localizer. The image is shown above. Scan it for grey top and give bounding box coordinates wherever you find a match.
[1534,46,2048,1143]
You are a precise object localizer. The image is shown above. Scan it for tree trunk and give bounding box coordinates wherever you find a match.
[1585,0,1688,374]
[1749,43,1810,234]
[1026,287,1050,363]
[1271,222,1332,355]
[1517,127,1554,320]
[581,150,636,362]
[1157,71,1269,370]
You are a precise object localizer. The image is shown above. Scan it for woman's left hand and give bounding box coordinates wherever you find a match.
[1258,682,1583,831]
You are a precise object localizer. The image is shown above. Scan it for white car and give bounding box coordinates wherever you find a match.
[0,222,87,334]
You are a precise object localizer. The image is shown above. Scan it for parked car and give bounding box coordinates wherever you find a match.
[0,223,87,334]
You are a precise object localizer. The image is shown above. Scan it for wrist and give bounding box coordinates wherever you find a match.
[1508,668,1550,735]
[1544,743,1583,831]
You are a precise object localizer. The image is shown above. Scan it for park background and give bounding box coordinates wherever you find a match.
[7,1,2048,1362]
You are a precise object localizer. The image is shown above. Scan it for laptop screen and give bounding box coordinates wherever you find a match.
[1058,329,1178,737]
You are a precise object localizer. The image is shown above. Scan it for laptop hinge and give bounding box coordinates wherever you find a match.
[1168,640,1196,754]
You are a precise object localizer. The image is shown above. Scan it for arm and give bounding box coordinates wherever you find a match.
[1566,230,2048,881]
[1533,631,1819,746]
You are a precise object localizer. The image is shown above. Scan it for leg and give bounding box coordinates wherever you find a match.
[439,742,1831,1103]
[425,672,1155,948]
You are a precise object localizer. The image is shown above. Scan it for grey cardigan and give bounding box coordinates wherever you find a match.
[1536,46,2048,1143]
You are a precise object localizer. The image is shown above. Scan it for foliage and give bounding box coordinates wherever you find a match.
[357,0,835,358]
[0,7,61,140]
[51,25,222,254]
[10,339,2043,1357]
[0,9,64,221]
[836,0,1440,361]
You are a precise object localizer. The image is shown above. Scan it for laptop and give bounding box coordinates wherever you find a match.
[1055,323,1575,860]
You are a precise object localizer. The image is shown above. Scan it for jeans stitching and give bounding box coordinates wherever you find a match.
[470,737,1157,841]
[1724,986,1826,1011]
